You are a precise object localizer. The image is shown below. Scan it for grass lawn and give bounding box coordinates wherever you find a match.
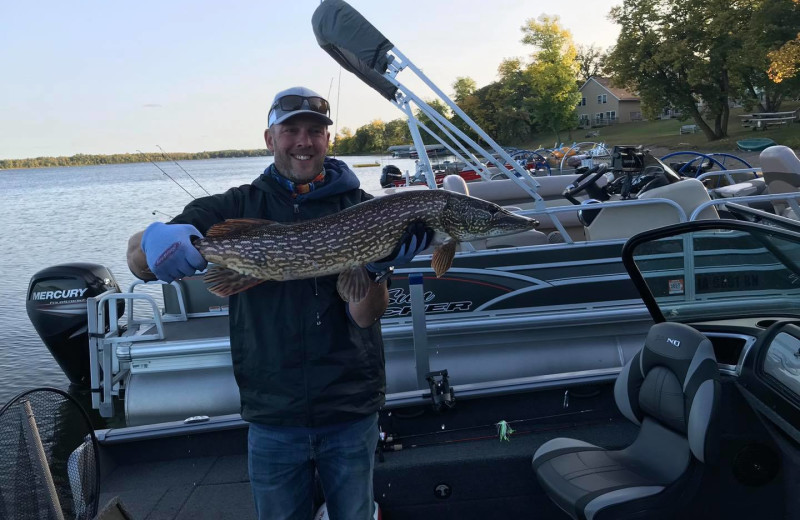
[521,102,800,152]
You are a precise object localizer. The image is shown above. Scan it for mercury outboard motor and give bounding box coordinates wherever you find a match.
[26,263,124,387]
[380,164,403,188]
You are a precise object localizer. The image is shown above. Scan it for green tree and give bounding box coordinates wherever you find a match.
[333,127,355,155]
[575,44,607,83]
[495,58,538,144]
[521,15,581,144]
[352,120,386,153]
[383,119,411,148]
[732,0,800,111]
[606,0,800,140]
[452,77,477,104]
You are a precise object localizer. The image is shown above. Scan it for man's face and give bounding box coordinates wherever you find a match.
[266,114,330,183]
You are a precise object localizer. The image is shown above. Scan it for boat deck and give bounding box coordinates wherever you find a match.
[97,417,638,519]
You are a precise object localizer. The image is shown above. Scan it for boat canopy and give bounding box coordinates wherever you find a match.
[312,0,398,101]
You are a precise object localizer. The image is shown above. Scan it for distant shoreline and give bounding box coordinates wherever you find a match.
[0,149,274,171]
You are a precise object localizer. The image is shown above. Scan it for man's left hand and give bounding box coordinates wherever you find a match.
[366,221,434,273]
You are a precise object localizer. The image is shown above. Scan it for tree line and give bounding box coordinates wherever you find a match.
[1,149,271,170]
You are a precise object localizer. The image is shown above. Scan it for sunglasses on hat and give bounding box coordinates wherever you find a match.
[269,95,330,117]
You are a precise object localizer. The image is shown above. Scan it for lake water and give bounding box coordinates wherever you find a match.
[0,155,418,410]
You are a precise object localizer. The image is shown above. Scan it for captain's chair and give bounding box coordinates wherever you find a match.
[584,178,718,241]
[532,322,720,519]
[760,145,800,218]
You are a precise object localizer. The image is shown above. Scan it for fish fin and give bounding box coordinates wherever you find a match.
[431,241,457,277]
[205,218,278,239]
[203,266,264,297]
[337,267,371,303]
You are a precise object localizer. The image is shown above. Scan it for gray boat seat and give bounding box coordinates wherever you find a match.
[760,145,800,218]
[710,177,766,198]
[532,322,720,520]
[584,178,719,241]
[441,175,548,249]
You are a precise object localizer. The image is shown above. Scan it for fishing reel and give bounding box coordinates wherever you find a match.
[426,370,455,413]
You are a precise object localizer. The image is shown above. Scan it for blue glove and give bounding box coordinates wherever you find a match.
[367,221,434,273]
[141,222,208,283]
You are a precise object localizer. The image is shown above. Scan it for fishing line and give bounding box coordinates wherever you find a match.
[136,150,196,200]
[151,209,174,219]
[333,66,342,158]
[156,145,211,196]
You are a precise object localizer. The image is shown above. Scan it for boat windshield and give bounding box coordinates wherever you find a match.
[626,222,800,322]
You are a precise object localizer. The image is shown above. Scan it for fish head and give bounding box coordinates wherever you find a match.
[441,192,539,241]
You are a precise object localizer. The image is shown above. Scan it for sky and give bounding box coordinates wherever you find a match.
[0,0,621,160]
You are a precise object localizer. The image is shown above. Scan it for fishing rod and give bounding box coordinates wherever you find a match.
[383,408,595,444]
[380,410,607,452]
[156,145,211,196]
[136,150,196,200]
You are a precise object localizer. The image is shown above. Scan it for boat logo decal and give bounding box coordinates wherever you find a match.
[385,288,472,317]
[32,288,88,301]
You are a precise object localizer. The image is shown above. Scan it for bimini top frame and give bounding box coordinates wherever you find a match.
[312,0,544,205]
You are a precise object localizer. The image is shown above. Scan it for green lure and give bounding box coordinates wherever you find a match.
[496,420,515,442]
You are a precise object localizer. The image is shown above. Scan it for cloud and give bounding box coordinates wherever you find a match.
[143,103,162,108]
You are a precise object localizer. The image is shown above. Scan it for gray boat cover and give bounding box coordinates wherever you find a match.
[312,0,399,101]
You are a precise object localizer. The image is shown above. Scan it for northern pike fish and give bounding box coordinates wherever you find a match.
[194,190,539,302]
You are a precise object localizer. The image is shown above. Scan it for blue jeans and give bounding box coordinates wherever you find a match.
[248,413,379,520]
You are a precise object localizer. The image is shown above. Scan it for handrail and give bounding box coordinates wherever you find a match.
[88,291,169,417]
[690,192,800,221]
[516,197,688,244]
[696,167,762,186]
[127,279,189,324]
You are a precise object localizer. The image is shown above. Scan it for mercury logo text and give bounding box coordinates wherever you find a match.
[32,288,89,300]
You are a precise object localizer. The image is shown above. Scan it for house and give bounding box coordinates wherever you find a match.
[576,77,642,127]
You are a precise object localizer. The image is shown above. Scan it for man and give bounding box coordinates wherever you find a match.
[127,86,432,520]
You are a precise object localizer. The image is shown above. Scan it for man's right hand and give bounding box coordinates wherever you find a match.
[141,222,208,283]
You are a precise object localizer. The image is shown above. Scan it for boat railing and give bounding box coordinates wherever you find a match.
[87,277,230,418]
[516,197,689,244]
[691,192,800,221]
[696,168,762,186]
[88,289,166,417]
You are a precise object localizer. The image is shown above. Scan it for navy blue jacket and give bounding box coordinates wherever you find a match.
[172,158,385,426]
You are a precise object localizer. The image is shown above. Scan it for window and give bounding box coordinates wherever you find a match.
[602,94,607,104]
[597,95,602,104]
[582,97,586,106]
[607,111,616,121]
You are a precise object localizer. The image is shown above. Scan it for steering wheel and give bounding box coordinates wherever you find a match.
[562,163,608,205]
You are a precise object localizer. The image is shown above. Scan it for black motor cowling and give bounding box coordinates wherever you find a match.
[26,263,123,386]
[380,164,403,188]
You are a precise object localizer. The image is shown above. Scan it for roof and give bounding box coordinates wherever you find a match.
[580,77,639,101]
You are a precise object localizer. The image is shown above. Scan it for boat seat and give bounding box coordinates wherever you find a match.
[584,178,719,241]
[709,178,766,198]
[441,175,548,249]
[760,145,800,218]
[532,322,720,520]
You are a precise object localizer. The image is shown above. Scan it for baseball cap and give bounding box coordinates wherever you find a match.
[267,86,333,127]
